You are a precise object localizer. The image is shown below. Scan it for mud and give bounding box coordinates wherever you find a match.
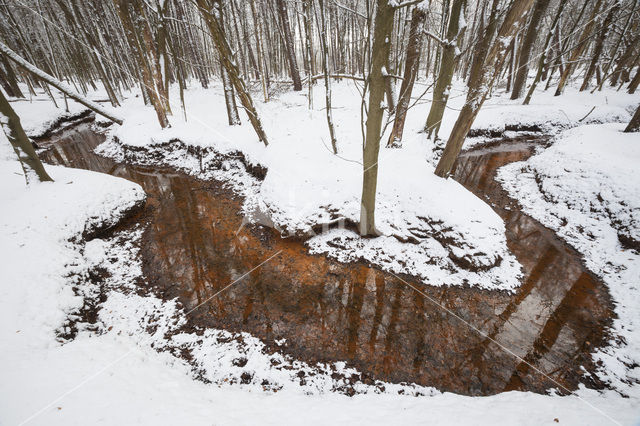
[40,124,615,396]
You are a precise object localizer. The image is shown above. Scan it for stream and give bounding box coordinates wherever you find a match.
[39,122,614,396]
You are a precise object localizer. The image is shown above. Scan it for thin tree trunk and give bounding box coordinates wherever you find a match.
[628,65,640,94]
[303,0,315,109]
[318,0,338,154]
[554,0,603,96]
[435,0,536,177]
[523,0,567,104]
[580,2,619,91]
[197,0,268,146]
[0,89,52,183]
[276,0,302,91]
[213,0,240,125]
[425,0,466,138]
[624,103,640,132]
[0,41,123,124]
[360,0,395,236]
[387,7,426,147]
[0,56,24,98]
[113,0,169,128]
[511,0,551,99]
[250,0,269,102]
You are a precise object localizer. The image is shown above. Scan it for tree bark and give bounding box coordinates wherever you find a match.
[554,0,603,96]
[628,65,640,94]
[0,41,123,125]
[197,0,269,146]
[510,0,551,99]
[360,0,395,236]
[0,56,24,98]
[113,0,169,128]
[435,0,536,178]
[303,0,315,109]
[387,7,425,147]
[523,0,567,104]
[318,0,338,154]
[625,103,640,132]
[580,2,619,91]
[276,0,303,91]
[425,0,466,138]
[213,0,240,126]
[0,89,52,183]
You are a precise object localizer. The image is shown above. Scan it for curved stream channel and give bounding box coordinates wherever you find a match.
[40,122,614,396]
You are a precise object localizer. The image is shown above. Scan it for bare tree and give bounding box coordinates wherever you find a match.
[424,0,466,138]
[387,6,426,147]
[510,0,551,99]
[434,0,536,178]
[625,103,640,132]
[360,0,395,236]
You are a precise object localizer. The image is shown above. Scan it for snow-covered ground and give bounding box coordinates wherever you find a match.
[1,82,640,424]
[96,80,636,293]
[9,87,108,137]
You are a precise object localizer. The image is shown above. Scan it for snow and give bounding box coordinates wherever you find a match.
[8,84,110,137]
[498,123,640,395]
[2,79,640,425]
[0,42,123,124]
[101,80,523,292]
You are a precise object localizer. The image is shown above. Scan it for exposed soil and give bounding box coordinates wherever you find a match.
[39,124,615,396]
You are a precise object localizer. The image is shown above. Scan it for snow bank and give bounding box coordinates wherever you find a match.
[498,123,640,394]
[442,81,638,140]
[103,81,522,291]
[9,84,113,138]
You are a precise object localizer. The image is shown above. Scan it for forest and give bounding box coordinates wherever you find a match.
[0,0,639,424]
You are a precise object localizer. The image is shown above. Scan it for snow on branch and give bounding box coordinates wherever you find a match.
[0,42,124,125]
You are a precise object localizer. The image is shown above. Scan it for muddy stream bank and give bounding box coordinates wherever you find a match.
[40,122,615,396]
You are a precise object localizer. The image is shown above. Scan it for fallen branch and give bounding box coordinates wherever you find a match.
[578,106,596,122]
[305,73,404,83]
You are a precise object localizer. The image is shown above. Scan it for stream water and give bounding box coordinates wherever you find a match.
[40,122,614,396]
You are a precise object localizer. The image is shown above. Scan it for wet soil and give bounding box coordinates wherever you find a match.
[40,124,615,396]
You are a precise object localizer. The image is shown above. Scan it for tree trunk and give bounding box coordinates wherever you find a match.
[425,0,466,138]
[0,41,123,125]
[360,0,395,236]
[511,0,551,99]
[625,104,640,132]
[580,2,619,91]
[554,0,603,96]
[435,0,535,177]
[0,89,52,183]
[0,56,24,98]
[628,65,640,94]
[113,0,169,128]
[387,7,425,147]
[276,0,303,91]
[250,0,269,102]
[303,0,315,109]
[214,0,240,126]
[318,0,338,154]
[523,0,567,104]
[197,0,269,146]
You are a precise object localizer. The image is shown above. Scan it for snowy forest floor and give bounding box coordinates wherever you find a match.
[1,80,639,425]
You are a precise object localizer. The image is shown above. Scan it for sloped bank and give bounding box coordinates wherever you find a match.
[497,123,640,394]
[97,130,522,292]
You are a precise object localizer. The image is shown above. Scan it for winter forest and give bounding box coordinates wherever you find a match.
[0,0,639,424]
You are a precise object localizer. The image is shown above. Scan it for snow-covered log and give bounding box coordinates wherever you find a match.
[0,42,124,125]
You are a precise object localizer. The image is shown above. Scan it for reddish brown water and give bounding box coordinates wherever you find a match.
[40,123,614,396]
